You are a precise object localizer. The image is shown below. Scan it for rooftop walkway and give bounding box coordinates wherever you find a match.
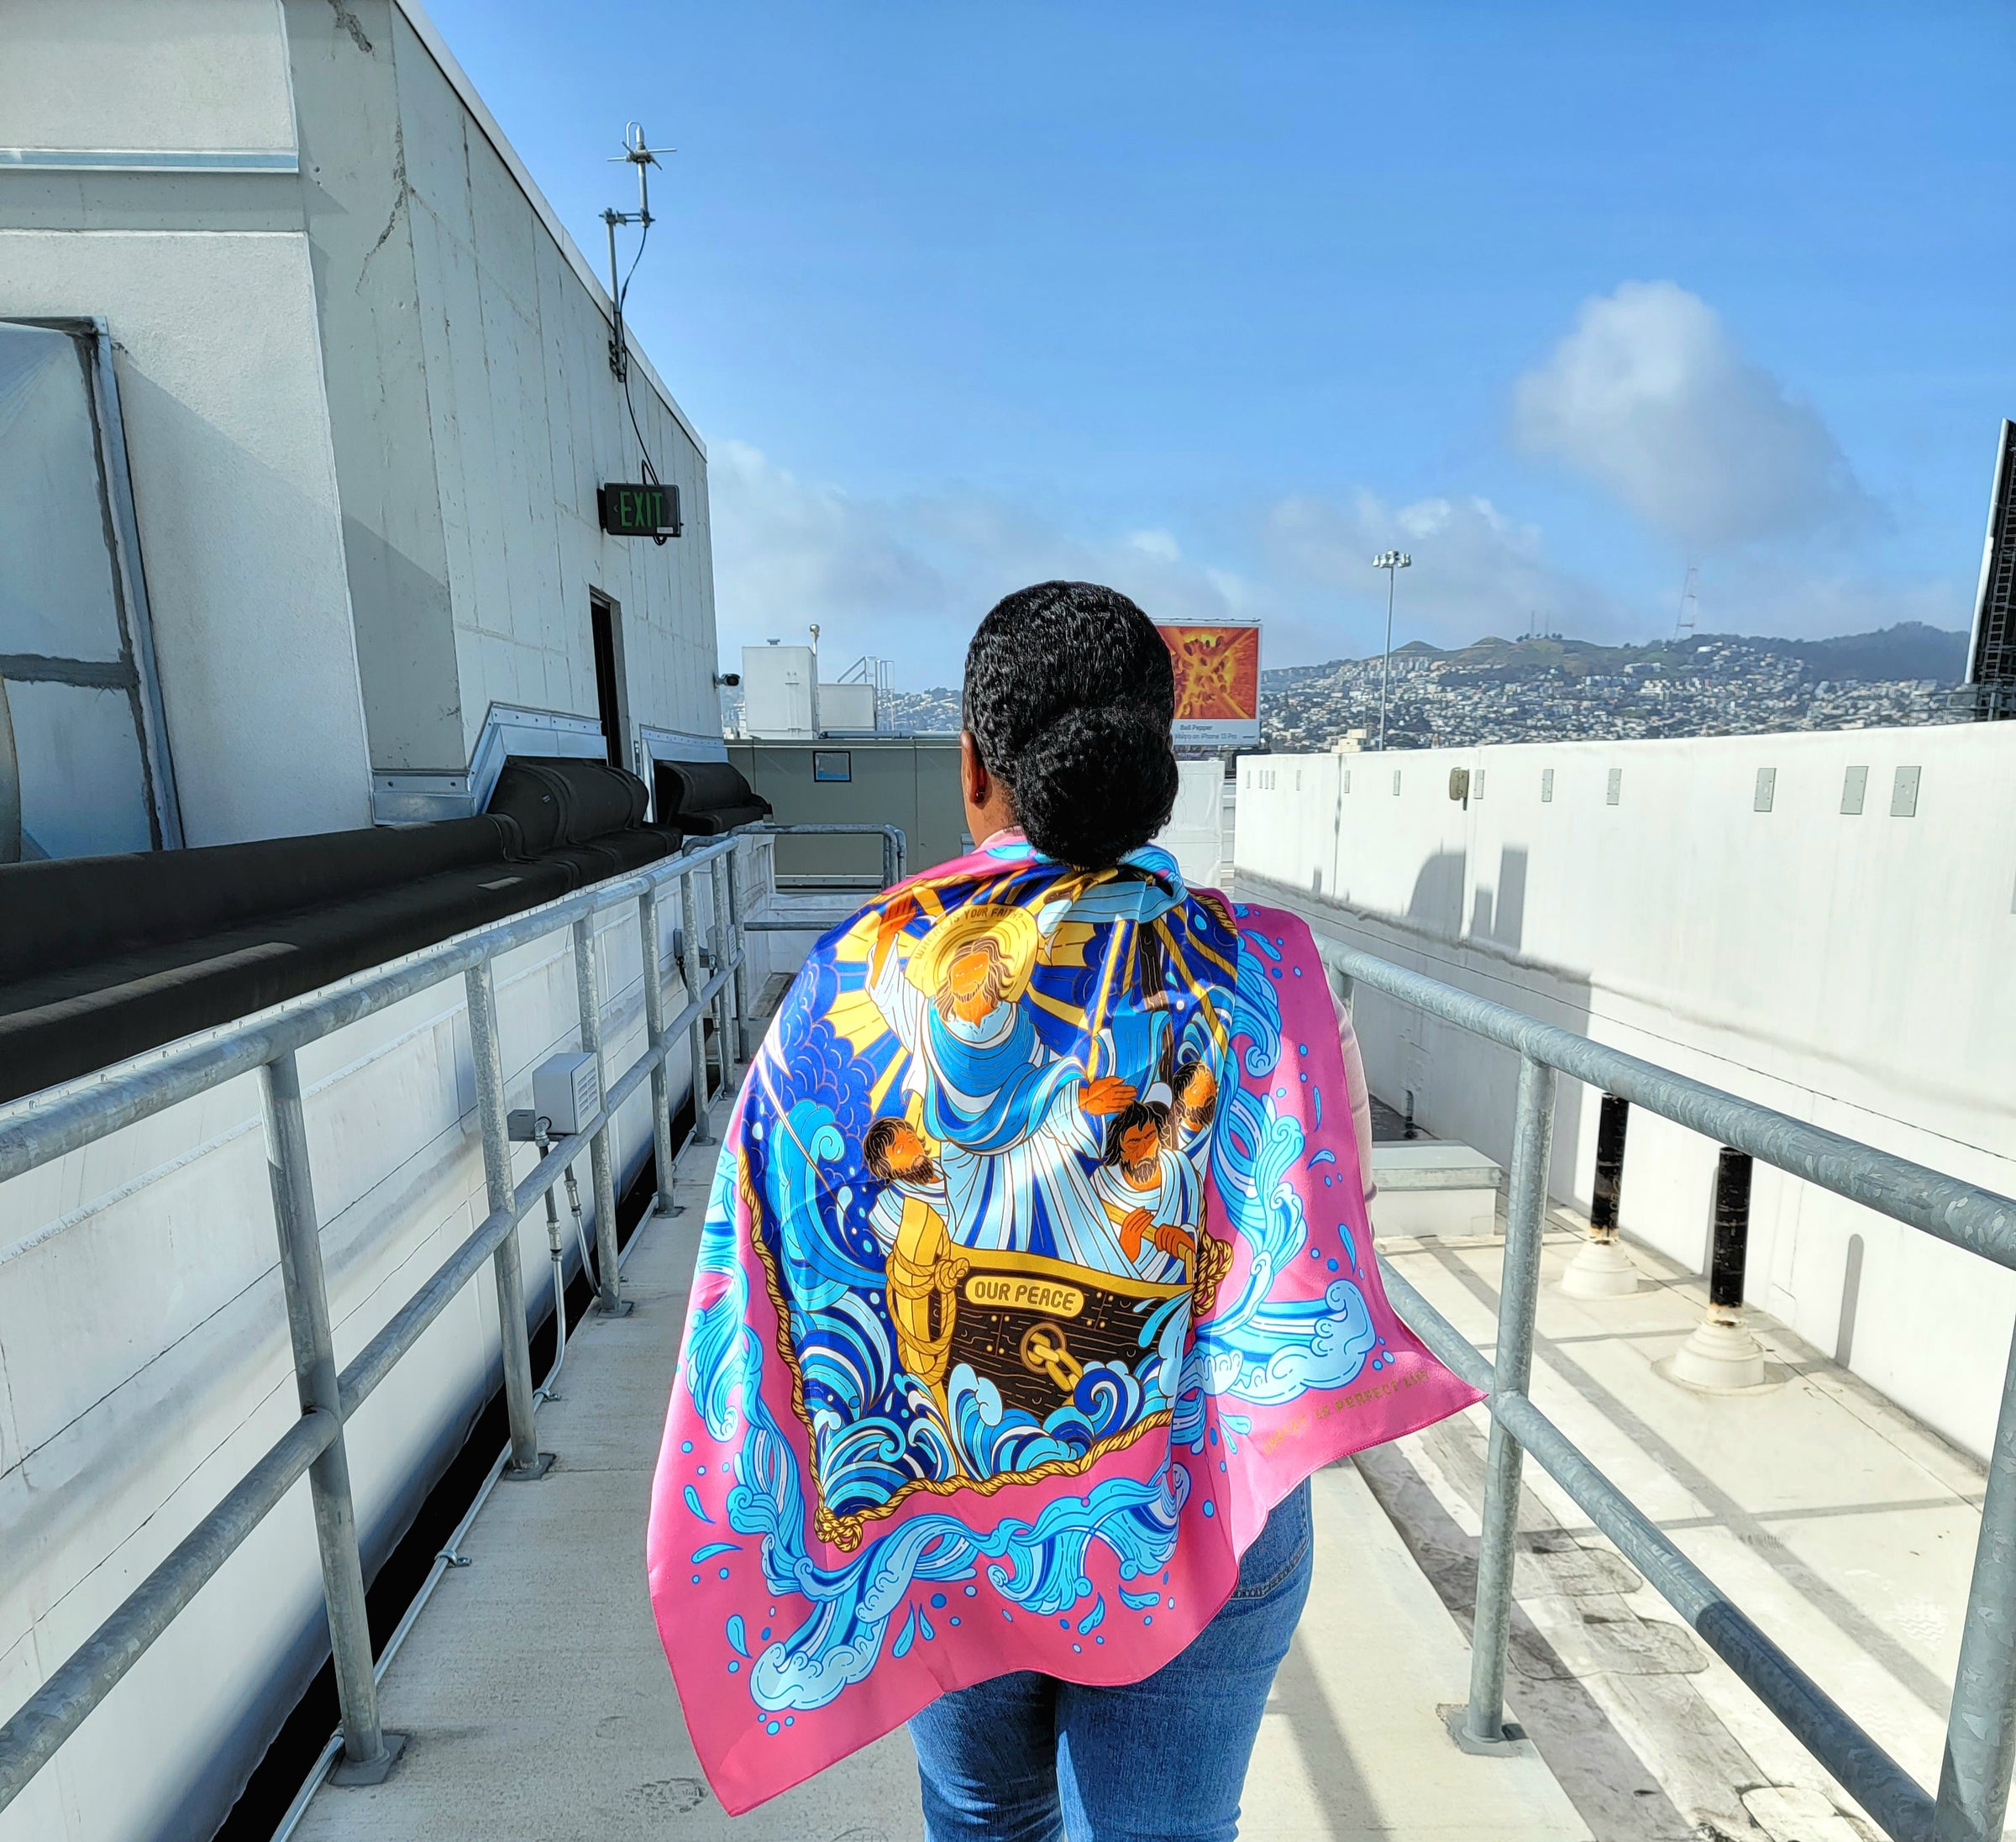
[1369,1215,1995,1842]
[291,1044,2001,1840]
[294,1063,1590,1842]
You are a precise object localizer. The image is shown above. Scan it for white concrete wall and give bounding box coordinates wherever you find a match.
[0,0,297,155]
[1233,723,2016,1462]
[0,0,375,844]
[392,0,718,767]
[1155,758,1230,891]
[0,886,709,1842]
[286,0,718,784]
[0,9,735,1829]
[3,0,721,842]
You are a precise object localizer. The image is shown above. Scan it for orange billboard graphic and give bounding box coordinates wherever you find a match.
[1158,622,1262,744]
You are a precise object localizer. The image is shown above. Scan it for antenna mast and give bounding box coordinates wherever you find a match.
[602,122,670,380]
[1673,562,1699,640]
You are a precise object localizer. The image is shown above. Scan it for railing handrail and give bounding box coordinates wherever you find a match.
[1315,932,2016,1842]
[747,821,908,888]
[1324,942,2016,1266]
[13,842,1993,1837]
[0,825,812,1816]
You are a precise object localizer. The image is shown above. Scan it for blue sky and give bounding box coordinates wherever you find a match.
[426,0,2015,684]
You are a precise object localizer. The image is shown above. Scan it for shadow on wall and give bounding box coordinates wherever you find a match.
[115,366,372,837]
[1408,850,1467,939]
[1410,846,1527,952]
[1477,848,1527,952]
[1836,1233,1866,1366]
[1332,842,1592,1214]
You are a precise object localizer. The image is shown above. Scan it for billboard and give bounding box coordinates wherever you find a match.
[1158,620,1262,746]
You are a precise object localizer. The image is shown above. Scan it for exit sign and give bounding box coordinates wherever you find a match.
[597,481,681,538]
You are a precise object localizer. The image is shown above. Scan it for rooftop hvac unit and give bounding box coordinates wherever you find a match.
[742,645,819,738]
[818,680,877,732]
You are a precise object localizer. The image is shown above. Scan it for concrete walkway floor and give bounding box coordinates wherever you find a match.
[1368,1216,2000,1842]
[295,1068,1590,1842]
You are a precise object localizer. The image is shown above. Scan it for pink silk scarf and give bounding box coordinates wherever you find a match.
[647,838,1480,1811]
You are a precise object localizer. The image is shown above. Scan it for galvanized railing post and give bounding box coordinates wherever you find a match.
[680,864,714,1145]
[1464,1052,1558,1749]
[724,840,750,1062]
[709,857,734,1074]
[1935,1321,2016,1840]
[571,912,627,1315]
[463,963,548,1478]
[638,882,679,1218]
[260,1052,403,1782]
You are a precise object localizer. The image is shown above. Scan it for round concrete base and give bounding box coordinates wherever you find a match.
[1667,1314,1767,1391]
[1560,1236,1640,1298]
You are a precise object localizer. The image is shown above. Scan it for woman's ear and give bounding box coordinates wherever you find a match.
[959,729,1016,842]
[959,729,990,809]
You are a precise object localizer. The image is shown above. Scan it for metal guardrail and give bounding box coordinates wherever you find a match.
[1324,940,2016,1842]
[0,821,911,1813]
[30,831,1993,1833]
[0,822,916,1815]
[743,822,908,927]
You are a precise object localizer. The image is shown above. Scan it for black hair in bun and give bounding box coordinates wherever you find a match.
[962,581,1180,870]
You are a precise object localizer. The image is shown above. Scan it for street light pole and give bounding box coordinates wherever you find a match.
[1373,550,1412,751]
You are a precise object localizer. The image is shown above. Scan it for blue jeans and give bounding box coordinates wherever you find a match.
[908,1480,1314,1842]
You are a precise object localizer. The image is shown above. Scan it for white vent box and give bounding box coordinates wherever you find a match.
[533,1052,601,1136]
[817,680,877,732]
[741,644,819,738]
[1368,1141,1503,1239]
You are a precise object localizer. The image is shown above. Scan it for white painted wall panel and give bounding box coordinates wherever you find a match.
[0,0,297,155]
[381,7,718,774]
[1234,723,2016,1460]
[0,231,373,842]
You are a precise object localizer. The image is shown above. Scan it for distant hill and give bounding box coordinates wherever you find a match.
[1253,660,1340,689]
[1765,623,1969,685]
[1263,622,1969,689]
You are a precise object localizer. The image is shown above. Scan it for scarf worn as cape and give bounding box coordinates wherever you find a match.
[648,838,1481,1811]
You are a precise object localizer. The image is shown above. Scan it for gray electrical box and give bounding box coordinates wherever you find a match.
[533,1051,601,1136]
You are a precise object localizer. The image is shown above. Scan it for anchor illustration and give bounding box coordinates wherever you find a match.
[1019,1322,1084,1395]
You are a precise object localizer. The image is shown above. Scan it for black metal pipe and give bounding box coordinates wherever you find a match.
[1591,1094,1630,1236]
[1709,1147,1754,1312]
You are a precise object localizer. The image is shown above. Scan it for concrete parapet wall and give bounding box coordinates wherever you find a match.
[1233,722,2016,1462]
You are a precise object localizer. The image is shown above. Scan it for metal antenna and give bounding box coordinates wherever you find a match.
[602,122,673,380]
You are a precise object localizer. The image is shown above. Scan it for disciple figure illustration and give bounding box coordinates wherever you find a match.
[1093,1100,1203,1284]
[1166,1057,1218,1151]
[862,1113,963,1429]
[861,1113,949,1253]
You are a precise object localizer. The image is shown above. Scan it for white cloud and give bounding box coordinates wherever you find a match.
[710,380,1952,690]
[1263,489,1632,647]
[707,440,948,643]
[708,440,1255,679]
[1513,281,1870,548]
[1682,554,1965,641]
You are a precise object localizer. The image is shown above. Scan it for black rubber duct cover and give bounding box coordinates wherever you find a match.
[487,757,648,854]
[653,758,770,838]
[0,759,678,1105]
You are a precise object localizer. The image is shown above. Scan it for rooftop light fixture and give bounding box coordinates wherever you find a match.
[1372,550,1412,751]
